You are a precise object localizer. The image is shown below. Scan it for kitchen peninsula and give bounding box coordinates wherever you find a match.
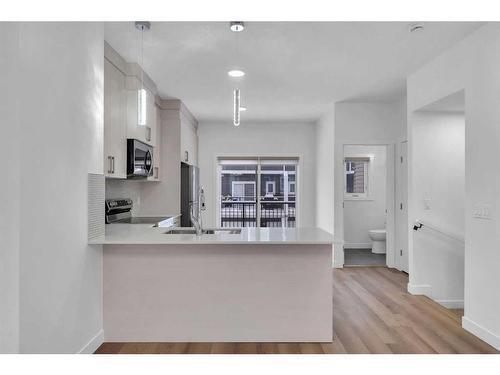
[90,226,333,342]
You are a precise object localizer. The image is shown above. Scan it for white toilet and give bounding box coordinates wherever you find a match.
[368,229,386,254]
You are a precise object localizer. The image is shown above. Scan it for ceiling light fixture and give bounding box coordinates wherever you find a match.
[228,69,245,78]
[230,21,245,32]
[239,106,247,112]
[135,21,150,127]
[233,89,241,126]
[408,23,424,33]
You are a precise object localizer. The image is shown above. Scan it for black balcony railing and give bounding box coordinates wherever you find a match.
[220,201,257,227]
[220,199,296,228]
[260,201,296,228]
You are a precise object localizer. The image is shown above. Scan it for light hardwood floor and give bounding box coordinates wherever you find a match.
[95,267,498,354]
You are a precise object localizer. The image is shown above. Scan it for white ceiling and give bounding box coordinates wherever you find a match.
[104,22,482,122]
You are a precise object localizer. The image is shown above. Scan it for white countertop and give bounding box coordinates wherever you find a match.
[89,225,334,245]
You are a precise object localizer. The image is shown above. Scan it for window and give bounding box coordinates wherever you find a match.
[218,158,298,228]
[345,157,369,199]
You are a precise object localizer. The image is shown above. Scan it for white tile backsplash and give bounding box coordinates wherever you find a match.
[88,173,105,239]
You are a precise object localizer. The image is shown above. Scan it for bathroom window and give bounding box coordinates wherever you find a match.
[344,158,369,199]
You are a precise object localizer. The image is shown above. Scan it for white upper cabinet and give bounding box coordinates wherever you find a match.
[180,116,198,166]
[126,76,156,147]
[104,42,161,181]
[147,104,162,181]
[104,59,127,179]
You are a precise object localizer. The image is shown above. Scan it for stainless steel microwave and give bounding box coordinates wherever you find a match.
[127,139,153,178]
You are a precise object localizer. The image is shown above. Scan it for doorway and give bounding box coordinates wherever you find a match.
[408,90,465,312]
[343,144,390,266]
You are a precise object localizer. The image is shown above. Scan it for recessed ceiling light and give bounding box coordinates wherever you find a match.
[408,23,424,33]
[230,21,245,32]
[240,106,247,112]
[228,70,245,78]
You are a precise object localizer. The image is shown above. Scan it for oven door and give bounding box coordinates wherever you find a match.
[127,139,154,178]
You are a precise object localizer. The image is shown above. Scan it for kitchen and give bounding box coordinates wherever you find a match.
[3,10,500,367]
[90,24,334,344]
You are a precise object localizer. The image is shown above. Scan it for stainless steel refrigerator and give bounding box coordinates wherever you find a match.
[180,162,199,227]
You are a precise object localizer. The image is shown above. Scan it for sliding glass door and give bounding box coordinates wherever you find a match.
[218,158,298,228]
[219,161,258,227]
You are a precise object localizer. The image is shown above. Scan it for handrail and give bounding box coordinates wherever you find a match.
[413,220,465,244]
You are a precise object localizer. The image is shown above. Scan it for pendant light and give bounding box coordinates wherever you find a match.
[135,21,150,126]
[229,21,245,127]
[233,89,241,126]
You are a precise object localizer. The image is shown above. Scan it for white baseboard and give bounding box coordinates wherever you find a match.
[407,283,432,296]
[78,329,104,354]
[435,299,464,309]
[462,316,500,350]
[343,242,372,249]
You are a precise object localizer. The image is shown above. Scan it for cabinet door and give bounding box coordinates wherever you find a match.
[104,59,127,178]
[148,104,161,181]
[126,76,154,146]
[180,119,198,166]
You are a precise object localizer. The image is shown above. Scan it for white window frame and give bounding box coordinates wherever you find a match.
[289,180,296,194]
[344,157,371,200]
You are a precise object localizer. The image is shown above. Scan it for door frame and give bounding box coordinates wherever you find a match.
[395,141,409,272]
[335,140,399,268]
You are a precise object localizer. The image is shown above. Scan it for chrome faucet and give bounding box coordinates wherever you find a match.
[190,187,206,236]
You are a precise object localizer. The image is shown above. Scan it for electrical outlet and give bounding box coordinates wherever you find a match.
[472,204,493,220]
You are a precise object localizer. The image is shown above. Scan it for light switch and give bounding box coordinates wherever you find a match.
[472,204,493,220]
[423,198,432,210]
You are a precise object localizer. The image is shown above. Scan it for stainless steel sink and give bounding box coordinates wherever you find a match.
[203,229,241,235]
[164,228,241,235]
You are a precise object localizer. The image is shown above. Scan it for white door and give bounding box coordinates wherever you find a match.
[396,141,409,272]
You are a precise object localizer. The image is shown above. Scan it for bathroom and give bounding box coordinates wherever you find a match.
[343,144,388,266]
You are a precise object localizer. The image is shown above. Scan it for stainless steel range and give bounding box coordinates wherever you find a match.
[105,198,178,227]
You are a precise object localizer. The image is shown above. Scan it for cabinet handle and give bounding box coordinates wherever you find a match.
[146,126,151,142]
[111,156,115,174]
[107,156,112,174]
[154,166,159,179]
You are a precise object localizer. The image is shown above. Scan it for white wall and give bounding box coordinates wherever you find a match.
[12,22,104,353]
[331,100,405,267]
[335,101,406,143]
[0,23,20,354]
[315,107,336,266]
[315,106,335,235]
[198,121,316,228]
[407,23,500,350]
[410,111,465,307]
[343,145,387,248]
